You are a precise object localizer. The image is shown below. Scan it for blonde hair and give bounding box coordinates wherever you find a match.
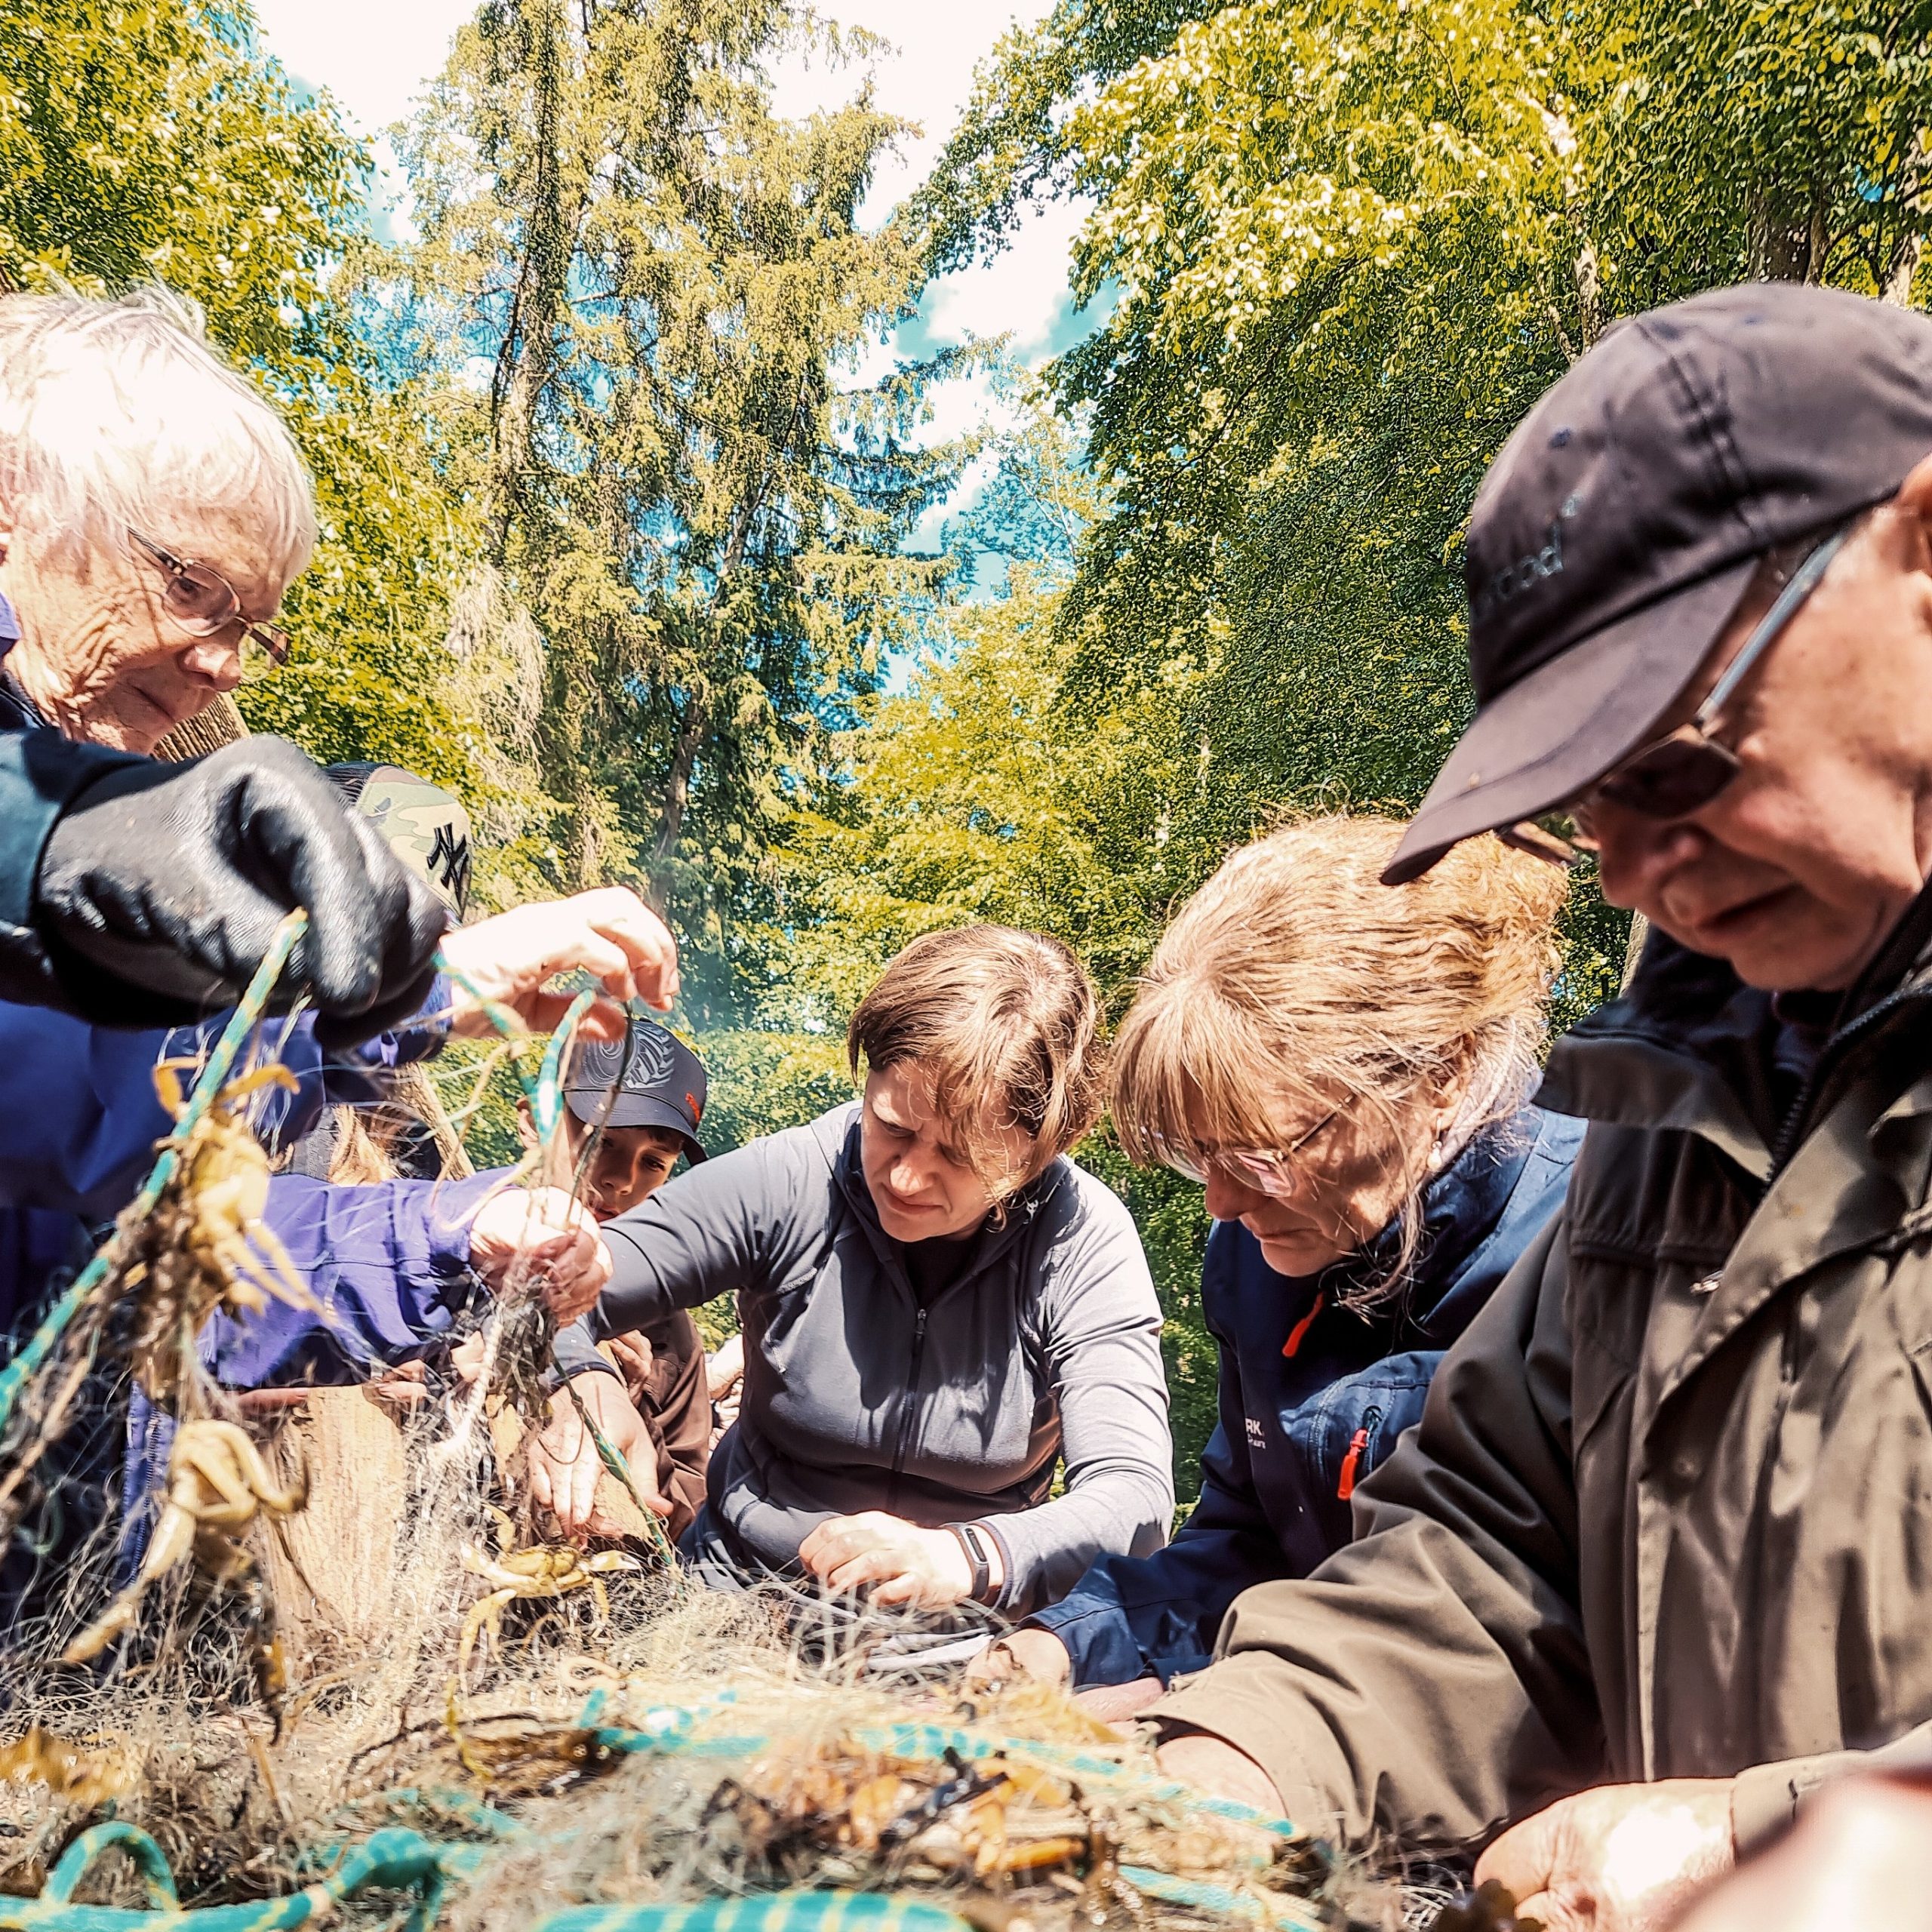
[1112,815,1567,1294]
[848,925,1105,1201]
[0,288,315,574]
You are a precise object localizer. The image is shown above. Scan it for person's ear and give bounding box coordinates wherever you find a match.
[1428,1062,1472,1134]
[1891,452,1932,562]
[514,1099,538,1152]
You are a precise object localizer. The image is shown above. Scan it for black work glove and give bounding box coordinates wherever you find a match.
[34,736,451,1043]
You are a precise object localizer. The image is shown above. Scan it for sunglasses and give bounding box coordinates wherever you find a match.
[1500,523,1853,867]
[128,528,291,666]
[1162,1106,1343,1201]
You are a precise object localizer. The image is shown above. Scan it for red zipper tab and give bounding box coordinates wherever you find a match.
[1282,1290,1324,1359]
[1337,1426,1371,1501]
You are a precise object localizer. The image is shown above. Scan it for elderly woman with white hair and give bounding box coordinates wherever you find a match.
[0,288,683,1221]
[0,288,317,752]
[0,291,688,1642]
[0,290,449,1032]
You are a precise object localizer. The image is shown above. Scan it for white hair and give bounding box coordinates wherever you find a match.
[0,288,315,577]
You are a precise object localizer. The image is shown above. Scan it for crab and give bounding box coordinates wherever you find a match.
[117,1060,315,1398]
[61,1416,307,1705]
[457,1507,641,1678]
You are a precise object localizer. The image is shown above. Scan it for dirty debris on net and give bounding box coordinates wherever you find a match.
[0,931,1389,1932]
[0,1582,1395,1932]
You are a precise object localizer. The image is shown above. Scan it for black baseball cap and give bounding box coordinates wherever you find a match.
[1384,282,1932,885]
[561,1016,708,1163]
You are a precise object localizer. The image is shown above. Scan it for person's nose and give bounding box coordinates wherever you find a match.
[890,1149,934,1198]
[177,633,244,691]
[1591,802,1707,914]
[1202,1164,1259,1223]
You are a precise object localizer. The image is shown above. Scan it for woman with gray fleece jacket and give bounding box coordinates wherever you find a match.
[537,928,1174,1618]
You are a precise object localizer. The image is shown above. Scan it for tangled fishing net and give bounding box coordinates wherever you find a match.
[0,918,1415,1932]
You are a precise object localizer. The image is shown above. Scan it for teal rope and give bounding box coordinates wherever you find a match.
[0,1827,449,1932]
[534,991,595,1143]
[572,1703,1298,1839]
[1117,1868,1326,1932]
[0,909,309,1444]
[532,1893,975,1932]
[45,1827,177,1909]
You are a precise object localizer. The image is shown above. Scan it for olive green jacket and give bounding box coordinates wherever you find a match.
[1155,909,1932,1856]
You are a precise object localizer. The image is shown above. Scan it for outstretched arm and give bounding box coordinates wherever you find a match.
[1152,1215,1601,1851]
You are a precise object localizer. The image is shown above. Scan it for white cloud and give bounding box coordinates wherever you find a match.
[251,0,473,134]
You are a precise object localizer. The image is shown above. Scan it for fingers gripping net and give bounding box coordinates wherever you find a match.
[0,938,1378,1932]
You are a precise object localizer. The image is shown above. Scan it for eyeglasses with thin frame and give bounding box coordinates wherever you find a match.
[1498,523,1853,869]
[127,528,291,666]
[1161,1105,1343,1201]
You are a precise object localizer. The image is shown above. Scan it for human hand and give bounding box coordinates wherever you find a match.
[1155,1731,1287,1819]
[1076,1678,1167,1723]
[798,1511,980,1609]
[605,1331,652,1392]
[441,886,680,1041]
[1474,1779,1734,1931]
[706,1333,744,1402]
[466,1186,612,1321]
[525,1370,669,1537]
[367,1357,429,1412]
[970,1626,1073,1689]
[1672,1774,1932,1932]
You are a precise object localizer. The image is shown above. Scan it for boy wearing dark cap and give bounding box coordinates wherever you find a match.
[1146,282,1932,1920]
[516,1021,715,1540]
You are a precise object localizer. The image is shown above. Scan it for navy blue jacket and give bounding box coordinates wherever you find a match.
[1029,1104,1583,1686]
[0,989,451,1340]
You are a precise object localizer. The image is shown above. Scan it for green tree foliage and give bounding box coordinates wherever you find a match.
[0,0,358,344]
[395,0,975,1013]
[925,0,1932,1038]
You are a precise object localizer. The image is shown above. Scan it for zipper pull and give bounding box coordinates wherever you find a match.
[1282,1289,1324,1359]
[1337,1406,1383,1502]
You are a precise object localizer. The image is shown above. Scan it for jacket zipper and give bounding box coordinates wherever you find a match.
[1337,1404,1383,1502]
[1764,983,1930,1190]
[884,1305,929,1512]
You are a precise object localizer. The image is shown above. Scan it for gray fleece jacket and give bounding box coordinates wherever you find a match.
[554,1103,1173,1614]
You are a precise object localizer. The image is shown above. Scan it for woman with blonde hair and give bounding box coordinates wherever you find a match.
[982,814,1582,1705]
[538,924,1174,1616]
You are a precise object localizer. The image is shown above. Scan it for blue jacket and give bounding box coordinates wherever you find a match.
[1029,1104,1584,1687]
[201,1166,501,1387]
[0,990,450,1343]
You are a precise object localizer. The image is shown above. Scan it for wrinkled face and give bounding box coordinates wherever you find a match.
[0,512,293,752]
[1190,1086,1445,1280]
[552,1115,685,1220]
[860,1063,1033,1244]
[1589,503,1932,993]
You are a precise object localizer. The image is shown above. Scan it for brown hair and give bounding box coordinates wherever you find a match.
[848,925,1105,1200]
[1111,815,1567,1295]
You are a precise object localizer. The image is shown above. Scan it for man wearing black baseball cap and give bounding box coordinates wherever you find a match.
[1146,281,1932,1923]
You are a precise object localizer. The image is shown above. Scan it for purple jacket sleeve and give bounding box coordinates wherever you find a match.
[202,1166,506,1387]
[0,977,452,1221]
